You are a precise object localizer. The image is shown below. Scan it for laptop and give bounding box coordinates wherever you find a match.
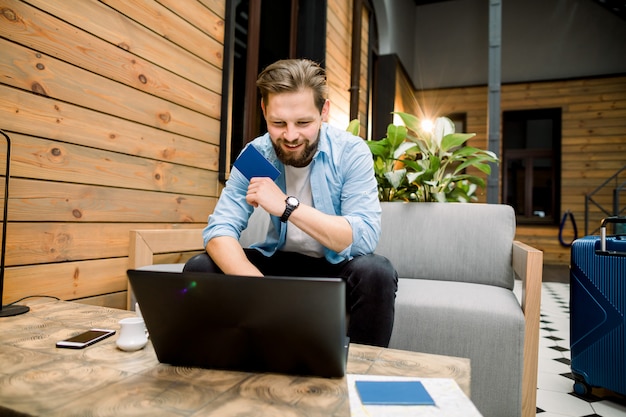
[126,269,348,378]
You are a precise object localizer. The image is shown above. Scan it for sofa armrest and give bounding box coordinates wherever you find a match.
[128,229,204,309]
[512,240,543,417]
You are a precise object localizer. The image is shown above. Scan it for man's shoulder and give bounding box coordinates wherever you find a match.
[249,133,272,148]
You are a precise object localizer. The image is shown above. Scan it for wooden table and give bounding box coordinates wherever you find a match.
[0,300,471,416]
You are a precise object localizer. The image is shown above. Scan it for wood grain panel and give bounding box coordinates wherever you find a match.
[8,178,216,223]
[198,0,225,19]
[327,3,351,58]
[358,8,369,126]
[0,86,220,164]
[516,227,572,264]
[0,41,217,140]
[6,222,204,266]
[75,291,127,309]
[99,0,223,68]
[25,0,222,89]
[326,0,352,129]
[569,99,626,112]
[0,1,222,115]
[9,133,215,195]
[157,0,225,43]
[3,257,129,303]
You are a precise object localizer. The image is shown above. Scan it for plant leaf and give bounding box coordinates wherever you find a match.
[393,112,421,133]
[429,154,441,172]
[434,191,447,203]
[432,117,456,148]
[387,124,407,149]
[441,133,475,152]
[406,171,421,183]
[454,174,486,187]
[454,156,496,174]
[400,159,422,171]
[346,119,361,136]
[452,146,482,158]
[367,139,388,156]
[472,162,492,175]
[384,169,406,189]
[394,141,418,159]
[374,156,386,171]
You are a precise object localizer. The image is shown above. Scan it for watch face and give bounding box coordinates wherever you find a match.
[287,196,299,206]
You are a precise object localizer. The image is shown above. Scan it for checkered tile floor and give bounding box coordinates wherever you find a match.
[514,278,626,417]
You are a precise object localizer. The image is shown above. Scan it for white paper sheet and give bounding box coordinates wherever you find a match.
[347,375,483,417]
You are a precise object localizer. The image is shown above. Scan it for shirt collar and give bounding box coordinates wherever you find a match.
[314,123,331,160]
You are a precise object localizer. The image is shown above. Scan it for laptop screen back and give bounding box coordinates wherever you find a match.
[127,269,347,378]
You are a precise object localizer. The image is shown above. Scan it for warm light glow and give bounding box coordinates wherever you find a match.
[421,119,434,133]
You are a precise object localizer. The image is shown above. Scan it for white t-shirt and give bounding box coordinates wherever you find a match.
[281,165,325,258]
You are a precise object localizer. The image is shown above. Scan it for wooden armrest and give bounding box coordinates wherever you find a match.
[512,240,543,417]
[127,229,204,309]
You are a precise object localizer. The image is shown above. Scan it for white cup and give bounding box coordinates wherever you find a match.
[116,317,148,351]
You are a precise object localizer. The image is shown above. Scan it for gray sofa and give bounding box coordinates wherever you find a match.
[376,202,541,417]
[129,202,542,417]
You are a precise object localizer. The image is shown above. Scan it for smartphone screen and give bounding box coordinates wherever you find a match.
[56,329,116,349]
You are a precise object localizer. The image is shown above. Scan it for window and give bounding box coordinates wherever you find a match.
[502,109,562,224]
[447,113,466,135]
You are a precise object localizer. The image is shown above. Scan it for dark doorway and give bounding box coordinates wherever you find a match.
[502,108,562,224]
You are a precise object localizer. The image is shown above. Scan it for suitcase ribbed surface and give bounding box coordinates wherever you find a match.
[570,236,626,396]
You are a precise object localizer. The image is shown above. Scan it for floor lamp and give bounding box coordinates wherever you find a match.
[0,129,29,317]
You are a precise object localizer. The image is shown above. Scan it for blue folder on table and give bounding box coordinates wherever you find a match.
[355,380,435,405]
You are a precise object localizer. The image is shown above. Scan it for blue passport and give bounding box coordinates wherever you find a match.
[355,380,435,405]
[233,145,280,181]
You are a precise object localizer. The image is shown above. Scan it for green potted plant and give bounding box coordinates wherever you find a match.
[348,112,499,202]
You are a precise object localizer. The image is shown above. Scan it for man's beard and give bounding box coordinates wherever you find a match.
[272,134,319,167]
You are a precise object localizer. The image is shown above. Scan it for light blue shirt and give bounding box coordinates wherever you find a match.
[203,123,381,264]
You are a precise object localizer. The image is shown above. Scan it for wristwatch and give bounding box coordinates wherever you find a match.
[280,196,300,223]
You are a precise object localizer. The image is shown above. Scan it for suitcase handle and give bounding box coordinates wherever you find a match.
[600,216,626,228]
[599,216,626,255]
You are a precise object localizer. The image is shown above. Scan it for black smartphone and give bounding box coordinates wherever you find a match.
[56,328,116,349]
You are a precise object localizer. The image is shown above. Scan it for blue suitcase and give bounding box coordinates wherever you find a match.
[570,217,626,397]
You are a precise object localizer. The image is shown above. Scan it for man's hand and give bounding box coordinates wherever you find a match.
[246,177,287,217]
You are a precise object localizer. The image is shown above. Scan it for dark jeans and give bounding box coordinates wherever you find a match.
[183,249,398,347]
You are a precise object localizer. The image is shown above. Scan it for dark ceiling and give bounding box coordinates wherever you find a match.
[412,0,626,21]
[592,0,626,19]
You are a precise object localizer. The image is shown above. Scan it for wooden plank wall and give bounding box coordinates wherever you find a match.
[326,0,352,131]
[0,0,224,309]
[395,71,626,264]
[356,6,369,132]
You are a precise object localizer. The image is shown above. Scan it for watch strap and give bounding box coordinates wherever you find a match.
[280,196,299,223]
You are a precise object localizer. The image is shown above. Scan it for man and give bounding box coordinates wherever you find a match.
[184,59,397,347]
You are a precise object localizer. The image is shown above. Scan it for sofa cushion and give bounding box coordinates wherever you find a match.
[389,277,524,417]
[376,202,516,290]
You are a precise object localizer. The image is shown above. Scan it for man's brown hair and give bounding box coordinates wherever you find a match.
[256,59,328,113]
